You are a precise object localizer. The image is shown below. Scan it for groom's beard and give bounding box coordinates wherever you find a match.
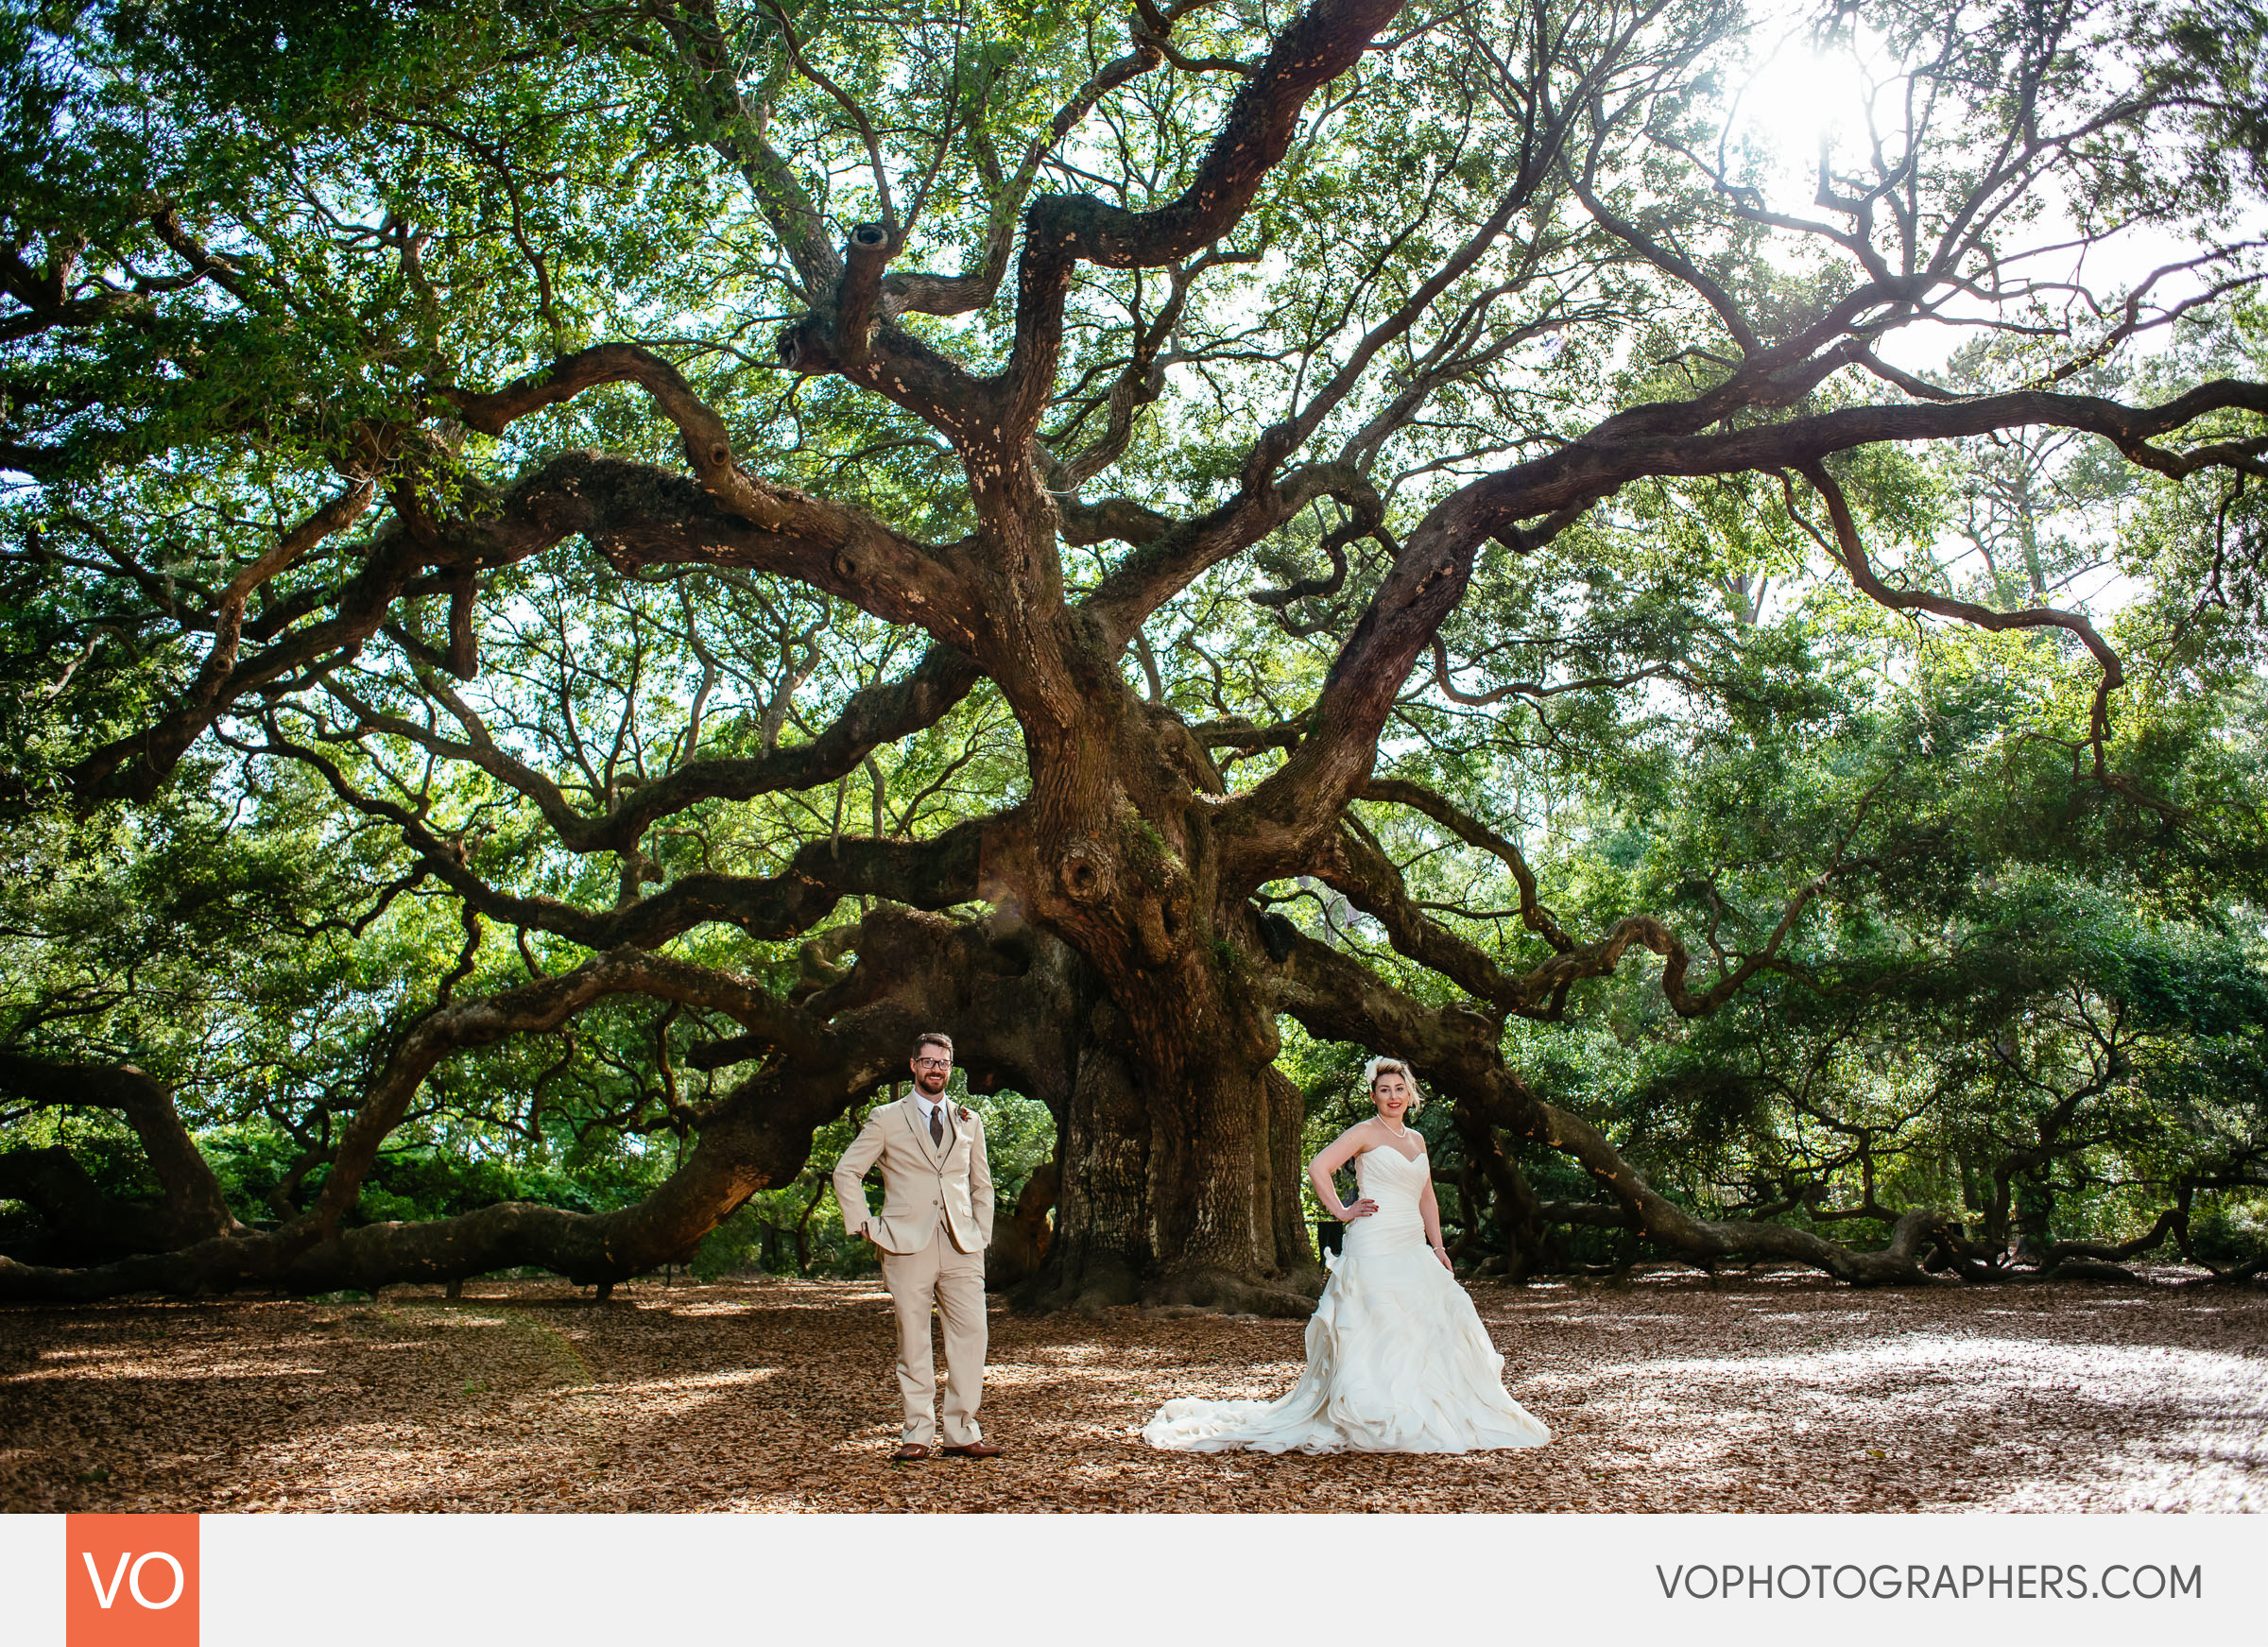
[917,1072,949,1096]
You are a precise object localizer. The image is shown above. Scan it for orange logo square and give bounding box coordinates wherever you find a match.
[64,1515,198,1646]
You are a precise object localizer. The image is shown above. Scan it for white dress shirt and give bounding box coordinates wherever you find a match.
[915,1090,954,1142]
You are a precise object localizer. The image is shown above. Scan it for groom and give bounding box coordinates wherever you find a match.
[832,1032,1003,1461]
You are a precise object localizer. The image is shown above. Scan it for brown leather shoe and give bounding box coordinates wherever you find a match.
[891,1442,931,1462]
[940,1440,1004,1459]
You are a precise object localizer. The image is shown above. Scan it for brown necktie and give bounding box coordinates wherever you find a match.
[930,1107,944,1148]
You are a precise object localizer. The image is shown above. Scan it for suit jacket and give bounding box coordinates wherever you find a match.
[833,1094,994,1256]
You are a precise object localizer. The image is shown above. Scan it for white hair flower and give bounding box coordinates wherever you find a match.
[1360,1055,1423,1113]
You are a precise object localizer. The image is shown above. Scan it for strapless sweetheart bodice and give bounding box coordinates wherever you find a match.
[1346,1144,1428,1257]
[1355,1142,1427,1201]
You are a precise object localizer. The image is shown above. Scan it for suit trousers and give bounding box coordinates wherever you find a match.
[880,1227,987,1447]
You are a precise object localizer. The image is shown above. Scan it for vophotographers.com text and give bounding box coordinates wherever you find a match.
[1657,1563,2203,1602]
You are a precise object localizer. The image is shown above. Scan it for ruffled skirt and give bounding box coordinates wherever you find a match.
[1141,1208,1550,1454]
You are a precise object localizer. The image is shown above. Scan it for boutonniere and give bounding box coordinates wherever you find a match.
[957,1106,974,1123]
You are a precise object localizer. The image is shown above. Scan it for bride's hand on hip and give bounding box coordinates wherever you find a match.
[1339,1197,1379,1220]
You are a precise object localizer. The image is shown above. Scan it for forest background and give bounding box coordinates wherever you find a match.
[1,0,2265,1310]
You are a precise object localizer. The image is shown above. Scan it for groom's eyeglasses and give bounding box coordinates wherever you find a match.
[913,1057,953,1071]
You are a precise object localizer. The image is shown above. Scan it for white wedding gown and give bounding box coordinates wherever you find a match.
[1142,1142,1551,1453]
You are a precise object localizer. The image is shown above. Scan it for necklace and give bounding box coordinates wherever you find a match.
[1377,1117,1409,1137]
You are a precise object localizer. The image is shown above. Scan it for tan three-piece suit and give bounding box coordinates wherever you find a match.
[833,1094,994,1448]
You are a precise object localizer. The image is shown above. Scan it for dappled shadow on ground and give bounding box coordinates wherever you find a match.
[3,1271,2262,1512]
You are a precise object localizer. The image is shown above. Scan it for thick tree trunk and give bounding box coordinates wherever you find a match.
[974,644,1324,1313]
[1039,1037,1152,1310]
[1141,1038,1317,1312]
[1026,967,1320,1315]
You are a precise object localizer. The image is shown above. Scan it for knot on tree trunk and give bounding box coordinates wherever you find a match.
[1057,839,1115,903]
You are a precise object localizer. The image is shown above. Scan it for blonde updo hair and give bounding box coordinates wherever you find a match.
[1361,1055,1423,1114]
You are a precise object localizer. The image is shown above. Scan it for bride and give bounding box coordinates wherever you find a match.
[1142,1057,1551,1454]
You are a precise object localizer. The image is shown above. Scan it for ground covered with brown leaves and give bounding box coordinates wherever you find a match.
[4,1270,2263,1513]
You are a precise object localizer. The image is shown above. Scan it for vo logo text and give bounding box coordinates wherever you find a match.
[64,1516,198,1646]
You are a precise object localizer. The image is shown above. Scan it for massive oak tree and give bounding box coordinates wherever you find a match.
[2,0,2263,1307]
